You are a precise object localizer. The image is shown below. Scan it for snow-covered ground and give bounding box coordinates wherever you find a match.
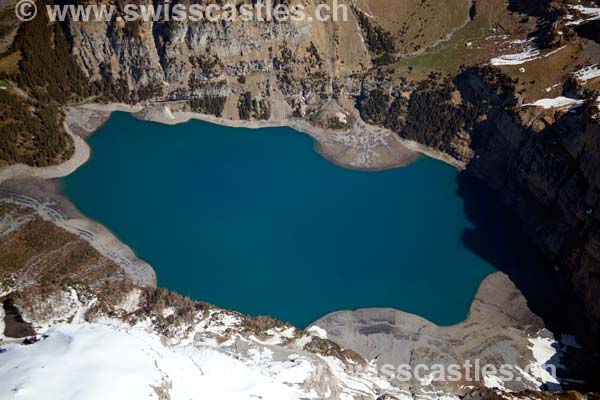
[0,305,413,400]
[0,272,584,400]
[523,95,600,114]
[0,318,577,399]
[0,322,318,400]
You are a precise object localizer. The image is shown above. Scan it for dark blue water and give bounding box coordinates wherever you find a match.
[60,112,495,327]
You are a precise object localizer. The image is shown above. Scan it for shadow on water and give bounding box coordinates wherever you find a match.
[455,171,582,333]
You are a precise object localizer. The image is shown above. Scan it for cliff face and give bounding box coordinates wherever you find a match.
[65,1,370,122]
[462,73,600,330]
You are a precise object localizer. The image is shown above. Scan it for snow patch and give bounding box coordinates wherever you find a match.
[116,289,141,313]
[335,112,348,124]
[250,326,297,346]
[528,336,561,390]
[566,5,600,25]
[162,307,176,318]
[307,325,327,339]
[0,306,5,340]
[544,45,567,58]
[574,64,600,83]
[490,46,540,65]
[523,96,585,110]
[572,5,600,20]
[483,373,507,391]
[544,83,561,93]
[0,286,12,298]
[593,97,600,120]
[163,106,175,120]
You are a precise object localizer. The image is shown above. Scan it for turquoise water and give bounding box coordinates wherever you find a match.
[60,112,495,327]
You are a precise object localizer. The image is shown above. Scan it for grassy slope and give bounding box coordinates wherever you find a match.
[0,51,20,75]
[382,0,600,105]
[391,0,537,76]
[355,0,470,54]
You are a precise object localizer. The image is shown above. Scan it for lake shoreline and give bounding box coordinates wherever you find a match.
[0,101,465,184]
[0,100,464,311]
[0,179,156,287]
[70,102,466,171]
[0,101,498,326]
[61,111,488,327]
[0,103,589,394]
[0,122,91,185]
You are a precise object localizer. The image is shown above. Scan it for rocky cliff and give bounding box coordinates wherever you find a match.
[64,0,370,123]
[467,93,600,333]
